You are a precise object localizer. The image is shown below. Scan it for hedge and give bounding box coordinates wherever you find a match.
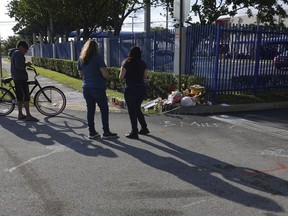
[31,57,203,99]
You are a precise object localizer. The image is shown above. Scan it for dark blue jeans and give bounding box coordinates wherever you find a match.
[124,85,147,133]
[83,88,109,135]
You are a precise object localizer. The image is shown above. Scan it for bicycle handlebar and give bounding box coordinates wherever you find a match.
[26,66,39,78]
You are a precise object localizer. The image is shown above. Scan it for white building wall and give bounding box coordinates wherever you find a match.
[227,12,288,26]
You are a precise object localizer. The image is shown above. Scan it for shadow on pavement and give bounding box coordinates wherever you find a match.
[0,114,117,158]
[97,135,287,213]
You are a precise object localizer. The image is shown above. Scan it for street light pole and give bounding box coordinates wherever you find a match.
[129,15,137,45]
[129,16,134,33]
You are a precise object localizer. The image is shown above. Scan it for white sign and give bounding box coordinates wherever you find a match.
[174,0,191,21]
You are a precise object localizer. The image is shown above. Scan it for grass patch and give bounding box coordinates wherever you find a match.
[33,66,124,99]
[1,69,10,77]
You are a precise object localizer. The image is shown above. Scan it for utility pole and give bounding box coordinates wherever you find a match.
[173,0,190,91]
[144,1,151,33]
[178,0,183,91]
[144,0,151,67]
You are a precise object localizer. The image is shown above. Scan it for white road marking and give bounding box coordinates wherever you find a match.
[4,139,86,173]
[5,146,66,173]
[260,148,288,158]
[211,115,288,140]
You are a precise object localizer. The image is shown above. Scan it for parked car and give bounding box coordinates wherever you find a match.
[273,51,288,69]
[234,52,251,59]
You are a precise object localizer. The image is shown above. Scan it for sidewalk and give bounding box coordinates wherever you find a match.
[2,58,288,115]
[1,58,125,113]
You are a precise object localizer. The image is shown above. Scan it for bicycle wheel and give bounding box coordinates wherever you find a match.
[0,87,15,116]
[34,86,66,117]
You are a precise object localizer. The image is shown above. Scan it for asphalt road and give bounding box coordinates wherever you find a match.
[1,108,288,216]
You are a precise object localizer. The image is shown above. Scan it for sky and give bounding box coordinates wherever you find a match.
[0,0,186,40]
[0,0,17,40]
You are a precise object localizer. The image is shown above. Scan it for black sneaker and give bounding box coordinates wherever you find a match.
[138,128,150,135]
[102,131,118,139]
[126,133,139,139]
[89,132,100,139]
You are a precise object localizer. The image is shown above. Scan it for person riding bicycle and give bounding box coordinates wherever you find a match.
[9,40,39,121]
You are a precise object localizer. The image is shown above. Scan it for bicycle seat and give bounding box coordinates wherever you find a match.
[1,77,13,84]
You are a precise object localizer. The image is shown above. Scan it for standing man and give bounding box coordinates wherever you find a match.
[9,40,39,121]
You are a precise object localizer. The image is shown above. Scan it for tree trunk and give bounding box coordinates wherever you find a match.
[83,27,90,40]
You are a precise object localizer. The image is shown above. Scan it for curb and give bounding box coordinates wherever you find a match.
[163,102,288,115]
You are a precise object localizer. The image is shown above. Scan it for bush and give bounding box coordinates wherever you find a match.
[31,57,203,100]
[32,57,80,78]
[147,71,177,98]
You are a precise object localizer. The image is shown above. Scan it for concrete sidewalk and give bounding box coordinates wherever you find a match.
[165,101,288,115]
[1,58,124,113]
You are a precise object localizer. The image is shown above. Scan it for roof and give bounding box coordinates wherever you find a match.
[68,30,144,38]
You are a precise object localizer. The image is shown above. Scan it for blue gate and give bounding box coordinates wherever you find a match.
[185,24,288,99]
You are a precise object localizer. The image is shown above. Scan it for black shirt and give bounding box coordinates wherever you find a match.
[122,58,147,85]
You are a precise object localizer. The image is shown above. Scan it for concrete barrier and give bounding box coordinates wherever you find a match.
[164,102,288,115]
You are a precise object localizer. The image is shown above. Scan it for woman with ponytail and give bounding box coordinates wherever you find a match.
[119,47,150,139]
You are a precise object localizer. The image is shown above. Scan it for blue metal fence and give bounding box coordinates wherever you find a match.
[31,30,175,73]
[185,24,288,98]
[108,30,175,72]
[55,42,70,59]
[30,25,287,98]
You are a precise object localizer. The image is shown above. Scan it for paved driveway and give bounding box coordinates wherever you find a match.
[1,108,287,216]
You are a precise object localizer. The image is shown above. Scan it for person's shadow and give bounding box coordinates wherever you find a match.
[97,135,287,212]
[0,114,117,158]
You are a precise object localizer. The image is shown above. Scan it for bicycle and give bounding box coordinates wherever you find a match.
[0,66,66,117]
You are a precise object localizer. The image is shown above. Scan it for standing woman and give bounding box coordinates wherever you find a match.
[119,47,150,139]
[77,39,117,139]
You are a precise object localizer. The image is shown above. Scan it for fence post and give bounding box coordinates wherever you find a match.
[118,38,122,66]
[52,44,56,58]
[70,41,75,61]
[0,37,2,86]
[212,24,221,101]
[104,38,110,66]
[153,32,156,71]
[253,26,262,94]
[32,33,37,45]
[173,27,187,85]
[39,33,44,58]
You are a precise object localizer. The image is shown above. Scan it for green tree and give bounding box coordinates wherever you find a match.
[189,0,288,26]
[1,35,23,57]
[106,0,144,36]
[155,0,288,27]
[7,0,60,42]
[6,0,168,40]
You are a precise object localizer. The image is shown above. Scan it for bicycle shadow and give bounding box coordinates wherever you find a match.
[0,114,117,158]
[96,136,286,212]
